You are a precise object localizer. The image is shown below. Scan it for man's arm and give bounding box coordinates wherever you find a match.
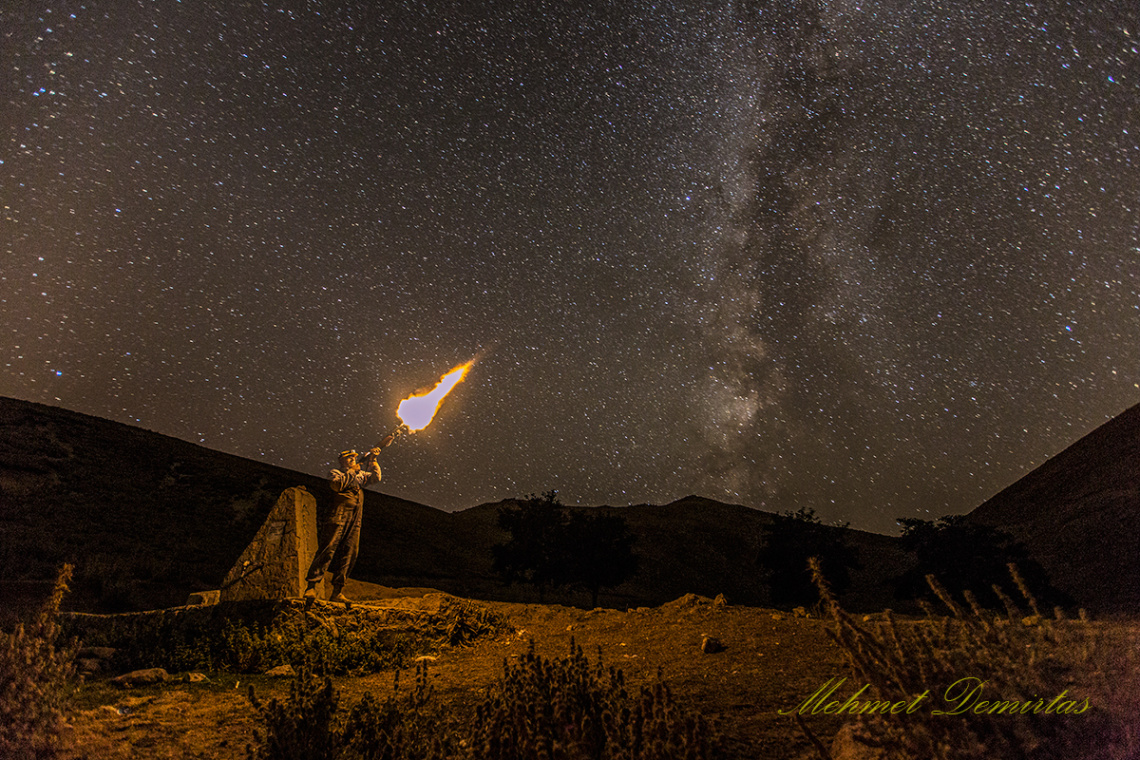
[362,449,382,484]
[329,469,351,491]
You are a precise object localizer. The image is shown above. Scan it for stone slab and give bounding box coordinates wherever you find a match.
[220,486,327,602]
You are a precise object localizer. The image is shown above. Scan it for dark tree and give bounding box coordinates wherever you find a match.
[755,507,860,608]
[492,491,567,601]
[894,515,1067,610]
[563,509,638,608]
[492,492,639,606]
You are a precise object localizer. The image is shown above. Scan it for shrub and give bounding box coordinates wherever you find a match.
[99,610,419,676]
[470,639,721,759]
[67,597,507,678]
[247,662,453,760]
[0,564,78,760]
[247,641,722,760]
[247,669,341,760]
[805,558,1140,760]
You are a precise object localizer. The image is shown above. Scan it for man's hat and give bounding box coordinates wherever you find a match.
[339,449,357,459]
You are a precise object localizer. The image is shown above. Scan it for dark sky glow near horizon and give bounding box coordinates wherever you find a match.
[3,1,1138,534]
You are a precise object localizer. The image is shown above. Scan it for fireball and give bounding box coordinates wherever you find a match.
[396,361,472,432]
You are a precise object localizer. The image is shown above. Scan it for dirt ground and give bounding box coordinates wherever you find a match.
[61,584,853,760]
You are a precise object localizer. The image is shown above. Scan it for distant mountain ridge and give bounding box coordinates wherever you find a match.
[2,396,1138,614]
[966,401,1140,614]
[0,396,903,612]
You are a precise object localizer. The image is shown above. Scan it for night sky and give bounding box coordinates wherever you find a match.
[3,1,1138,534]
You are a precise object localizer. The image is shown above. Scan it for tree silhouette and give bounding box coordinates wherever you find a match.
[492,492,638,606]
[563,509,638,608]
[755,507,859,608]
[492,491,566,602]
[894,515,1067,609]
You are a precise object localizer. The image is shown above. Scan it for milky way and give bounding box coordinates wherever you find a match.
[3,1,1138,533]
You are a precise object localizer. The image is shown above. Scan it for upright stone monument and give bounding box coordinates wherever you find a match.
[220,486,327,602]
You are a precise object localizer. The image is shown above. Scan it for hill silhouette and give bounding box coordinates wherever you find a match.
[2,396,1138,615]
[0,397,904,614]
[360,494,908,611]
[966,400,1140,614]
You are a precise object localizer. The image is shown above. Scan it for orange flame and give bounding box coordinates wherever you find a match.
[397,361,472,432]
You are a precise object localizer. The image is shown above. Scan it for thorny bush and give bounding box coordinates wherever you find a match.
[0,564,79,760]
[803,558,1140,760]
[248,640,724,760]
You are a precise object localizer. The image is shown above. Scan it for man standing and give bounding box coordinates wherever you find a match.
[303,437,393,607]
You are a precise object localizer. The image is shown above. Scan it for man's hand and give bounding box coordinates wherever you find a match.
[380,434,396,449]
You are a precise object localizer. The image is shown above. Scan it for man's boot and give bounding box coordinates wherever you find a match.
[329,588,352,608]
[303,582,318,610]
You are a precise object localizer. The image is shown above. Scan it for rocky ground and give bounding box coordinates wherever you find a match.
[60,581,853,759]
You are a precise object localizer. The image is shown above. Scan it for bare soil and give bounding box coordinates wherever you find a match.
[62,583,853,759]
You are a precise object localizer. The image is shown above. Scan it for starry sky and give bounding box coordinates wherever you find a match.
[3,0,1138,535]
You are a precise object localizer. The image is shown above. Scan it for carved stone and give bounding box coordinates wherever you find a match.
[220,486,326,602]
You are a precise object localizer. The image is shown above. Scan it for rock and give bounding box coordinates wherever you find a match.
[700,635,726,654]
[78,646,117,660]
[771,612,784,621]
[264,664,296,677]
[220,486,327,602]
[186,590,220,606]
[1022,615,1041,627]
[185,672,210,683]
[111,668,171,688]
[830,722,887,760]
[713,593,728,607]
[793,606,810,618]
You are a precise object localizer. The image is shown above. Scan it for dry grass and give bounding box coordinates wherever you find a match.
[248,641,722,760]
[805,558,1140,760]
[1,565,79,760]
[39,579,1140,759]
[61,593,850,759]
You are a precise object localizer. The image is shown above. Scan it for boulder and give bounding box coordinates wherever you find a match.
[111,668,170,688]
[220,486,327,602]
[264,664,296,677]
